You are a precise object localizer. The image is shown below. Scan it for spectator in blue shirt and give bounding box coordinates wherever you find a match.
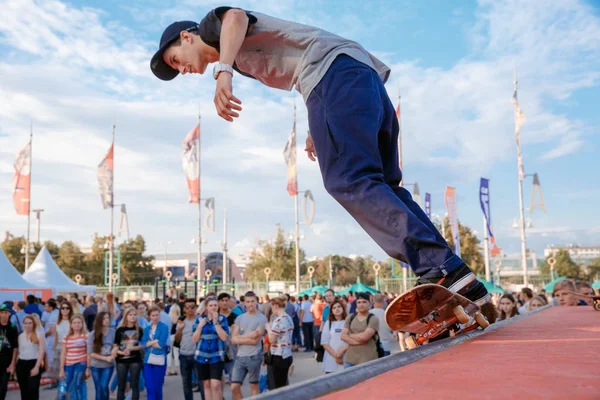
[192,296,229,400]
[24,295,42,317]
[141,307,169,400]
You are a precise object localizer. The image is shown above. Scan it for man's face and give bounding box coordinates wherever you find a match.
[578,287,594,298]
[555,290,578,306]
[219,297,230,311]
[0,311,9,324]
[45,303,52,313]
[244,296,257,312]
[184,302,197,317]
[163,32,214,76]
[325,292,335,305]
[356,298,370,313]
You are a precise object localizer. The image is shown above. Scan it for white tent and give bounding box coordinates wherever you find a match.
[22,246,96,296]
[0,248,52,302]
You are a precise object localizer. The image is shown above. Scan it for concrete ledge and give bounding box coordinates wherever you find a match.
[252,306,550,400]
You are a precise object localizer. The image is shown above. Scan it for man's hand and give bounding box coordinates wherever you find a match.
[305,134,317,161]
[214,72,242,122]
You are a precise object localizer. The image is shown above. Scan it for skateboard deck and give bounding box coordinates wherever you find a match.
[385,284,488,348]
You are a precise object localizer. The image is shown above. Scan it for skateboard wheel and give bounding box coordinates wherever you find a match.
[405,335,419,349]
[594,302,600,311]
[474,312,490,329]
[453,305,470,324]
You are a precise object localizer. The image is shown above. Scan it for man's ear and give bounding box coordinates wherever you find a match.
[180,30,192,43]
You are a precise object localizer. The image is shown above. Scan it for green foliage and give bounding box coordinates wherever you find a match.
[433,217,484,274]
[1,234,155,285]
[539,250,583,278]
[245,226,305,282]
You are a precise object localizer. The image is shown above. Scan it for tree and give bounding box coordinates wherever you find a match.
[118,235,155,285]
[0,237,57,273]
[433,217,485,275]
[586,257,600,282]
[245,226,306,282]
[538,250,582,278]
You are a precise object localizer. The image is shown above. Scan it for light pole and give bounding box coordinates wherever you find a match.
[32,209,44,243]
[159,241,172,277]
[192,236,206,298]
[289,230,305,293]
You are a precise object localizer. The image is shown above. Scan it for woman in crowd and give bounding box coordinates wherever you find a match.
[89,311,116,400]
[498,294,520,321]
[265,295,294,389]
[192,296,229,400]
[16,315,45,400]
[59,314,89,400]
[137,301,149,329]
[320,300,348,374]
[141,306,169,400]
[104,292,120,327]
[113,308,144,400]
[527,295,548,311]
[167,302,180,376]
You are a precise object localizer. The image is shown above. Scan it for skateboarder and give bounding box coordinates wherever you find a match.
[150,7,490,306]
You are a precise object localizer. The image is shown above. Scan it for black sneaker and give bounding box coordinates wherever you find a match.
[416,263,491,306]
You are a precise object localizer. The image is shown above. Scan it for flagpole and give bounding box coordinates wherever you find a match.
[397,91,403,187]
[25,121,33,271]
[197,112,202,300]
[483,216,491,282]
[513,71,528,288]
[223,209,228,285]
[293,102,300,294]
[109,124,115,293]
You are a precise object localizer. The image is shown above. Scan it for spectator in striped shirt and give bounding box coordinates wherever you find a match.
[192,296,229,400]
[265,295,294,389]
[59,314,90,400]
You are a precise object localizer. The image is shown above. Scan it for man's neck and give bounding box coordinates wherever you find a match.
[357,310,370,318]
[221,308,231,316]
[247,309,257,316]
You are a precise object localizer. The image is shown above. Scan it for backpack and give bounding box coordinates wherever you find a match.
[348,313,385,358]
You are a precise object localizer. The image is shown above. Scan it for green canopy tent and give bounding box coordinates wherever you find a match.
[543,276,567,293]
[298,285,329,297]
[592,281,600,290]
[480,280,505,294]
[336,277,378,296]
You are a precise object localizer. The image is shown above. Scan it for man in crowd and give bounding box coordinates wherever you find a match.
[175,298,204,400]
[0,303,18,400]
[369,293,394,356]
[299,294,314,351]
[24,295,41,317]
[320,289,336,331]
[218,292,237,386]
[230,291,267,400]
[341,293,379,368]
[553,280,580,306]
[518,287,534,314]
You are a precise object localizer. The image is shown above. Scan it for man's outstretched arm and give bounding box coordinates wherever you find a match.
[214,9,248,122]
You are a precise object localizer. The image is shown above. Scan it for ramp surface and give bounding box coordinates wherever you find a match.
[321,306,599,400]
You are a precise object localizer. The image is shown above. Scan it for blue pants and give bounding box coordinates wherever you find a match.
[64,362,87,400]
[306,55,463,277]
[291,315,301,346]
[143,363,166,400]
[91,366,114,400]
[179,354,204,400]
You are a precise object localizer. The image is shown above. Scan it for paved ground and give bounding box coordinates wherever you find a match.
[7,340,401,399]
[321,306,600,400]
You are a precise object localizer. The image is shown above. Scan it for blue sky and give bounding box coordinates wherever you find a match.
[1,0,599,264]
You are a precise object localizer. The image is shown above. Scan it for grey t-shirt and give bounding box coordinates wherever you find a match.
[198,7,391,103]
[88,329,116,368]
[179,318,198,356]
[234,312,267,357]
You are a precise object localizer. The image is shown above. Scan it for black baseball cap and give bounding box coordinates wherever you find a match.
[150,21,200,81]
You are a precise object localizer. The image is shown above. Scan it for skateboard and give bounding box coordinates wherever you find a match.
[385,284,489,349]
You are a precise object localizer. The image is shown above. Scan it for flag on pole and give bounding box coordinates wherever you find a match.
[396,101,403,172]
[182,124,200,203]
[97,142,114,209]
[444,186,461,257]
[511,78,526,180]
[12,141,32,215]
[479,178,501,257]
[118,204,130,239]
[204,197,215,232]
[283,125,298,196]
[425,193,431,219]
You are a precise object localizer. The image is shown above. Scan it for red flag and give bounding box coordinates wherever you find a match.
[182,124,200,203]
[97,142,114,209]
[12,141,32,215]
[283,126,298,196]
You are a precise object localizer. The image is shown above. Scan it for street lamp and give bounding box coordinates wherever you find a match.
[158,241,173,277]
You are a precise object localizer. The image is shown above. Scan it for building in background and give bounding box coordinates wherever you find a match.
[544,244,600,266]
[151,251,245,282]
